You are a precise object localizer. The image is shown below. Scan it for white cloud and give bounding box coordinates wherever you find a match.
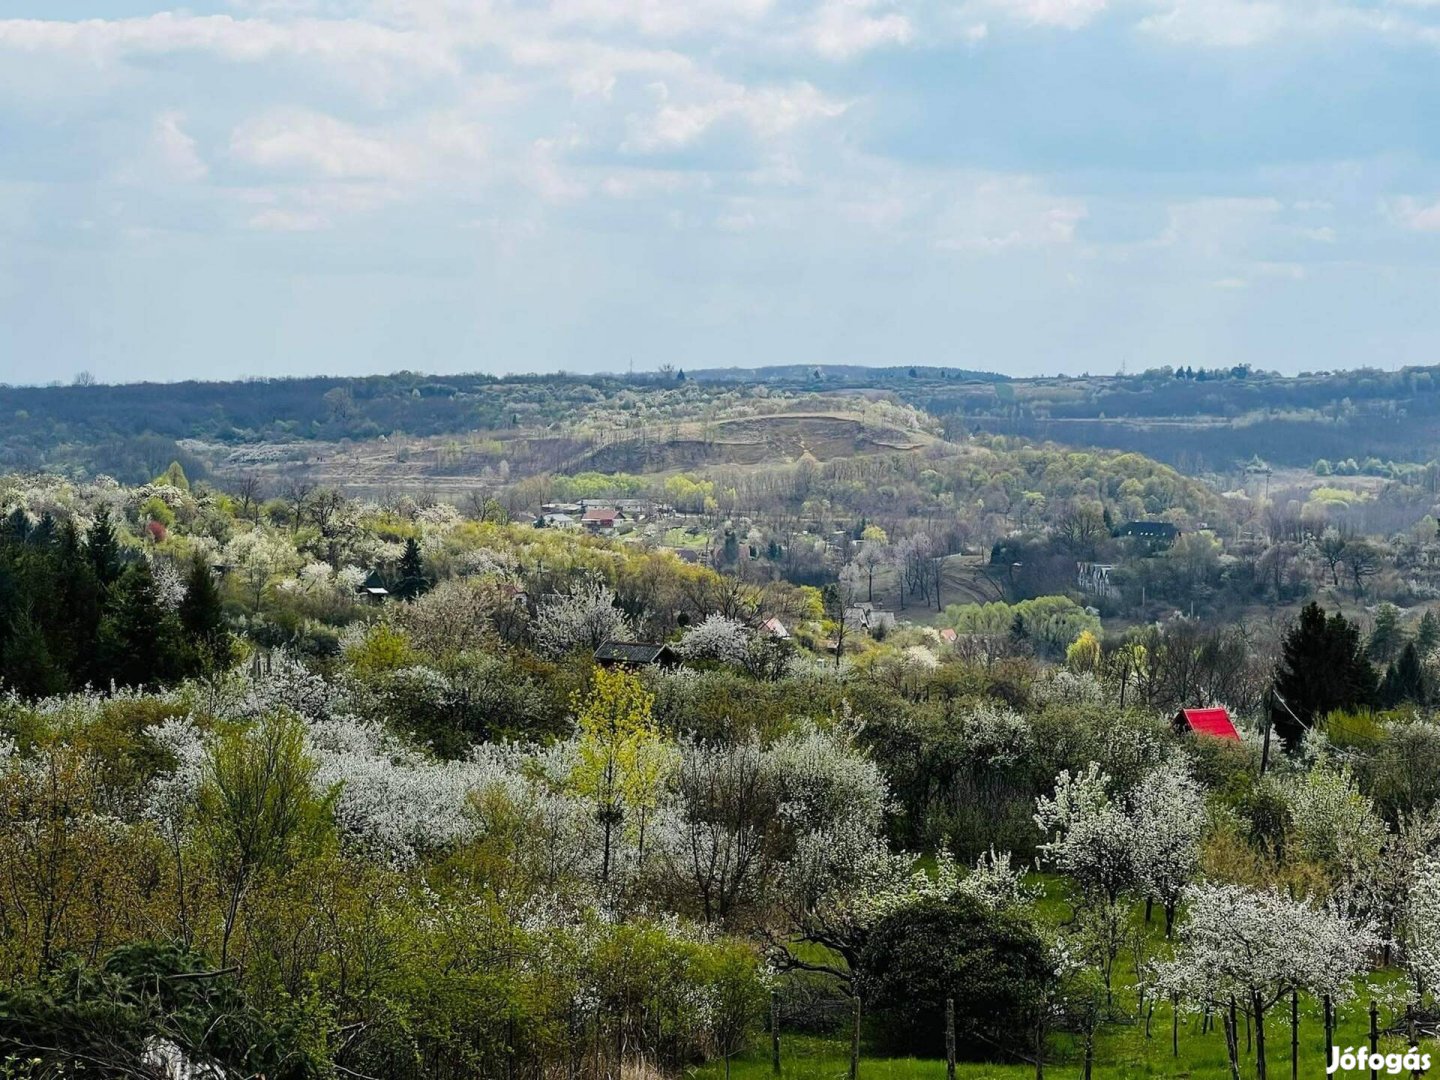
[544,0,776,38]
[230,108,484,183]
[981,0,1108,29]
[932,175,1087,250]
[0,13,460,89]
[115,109,209,187]
[232,110,418,180]
[1136,0,1290,47]
[248,207,332,231]
[624,80,847,151]
[1387,196,1440,231]
[806,0,914,60]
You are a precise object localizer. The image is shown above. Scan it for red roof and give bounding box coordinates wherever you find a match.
[582,508,620,523]
[1177,707,1240,741]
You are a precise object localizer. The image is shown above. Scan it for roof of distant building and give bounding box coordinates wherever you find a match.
[594,640,679,665]
[1176,707,1240,741]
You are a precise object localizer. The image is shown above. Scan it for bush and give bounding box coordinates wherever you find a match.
[856,895,1050,1059]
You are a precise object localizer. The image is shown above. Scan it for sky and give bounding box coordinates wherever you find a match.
[4,1,1440,384]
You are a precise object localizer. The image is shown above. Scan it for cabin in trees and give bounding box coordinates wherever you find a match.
[761,617,791,640]
[1118,521,1181,548]
[594,640,681,669]
[1173,707,1240,741]
[356,570,390,603]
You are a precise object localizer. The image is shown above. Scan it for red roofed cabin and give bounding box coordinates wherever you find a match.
[1174,707,1241,741]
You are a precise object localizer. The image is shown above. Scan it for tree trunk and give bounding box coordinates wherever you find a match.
[1291,991,1299,1080]
[1253,991,1266,1080]
[1224,1002,1242,1080]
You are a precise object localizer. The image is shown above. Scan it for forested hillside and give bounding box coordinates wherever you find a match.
[8,363,1440,482]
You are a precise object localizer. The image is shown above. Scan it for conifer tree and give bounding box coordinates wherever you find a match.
[98,562,184,688]
[396,536,428,600]
[1273,602,1377,745]
[179,556,233,674]
[86,508,123,589]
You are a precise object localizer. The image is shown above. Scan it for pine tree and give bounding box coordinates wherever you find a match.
[98,563,184,688]
[1368,603,1406,664]
[55,520,102,686]
[1381,642,1428,707]
[396,536,428,600]
[86,508,123,589]
[0,612,65,697]
[1273,602,1377,745]
[29,512,56,548]
[2,507,30,545]
[1417,610,1440,657]
[179,556,233,674]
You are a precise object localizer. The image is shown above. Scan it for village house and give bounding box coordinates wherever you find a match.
[581,507,625,532]
[593,640,682,668]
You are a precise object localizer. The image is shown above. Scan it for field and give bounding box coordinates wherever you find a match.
[692,1008,1423,1080]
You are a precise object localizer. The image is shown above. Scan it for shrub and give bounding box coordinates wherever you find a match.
[855,895,1049,1058]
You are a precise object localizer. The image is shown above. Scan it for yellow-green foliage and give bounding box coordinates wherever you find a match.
[345,623,417,677]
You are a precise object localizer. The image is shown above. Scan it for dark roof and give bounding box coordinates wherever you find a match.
[594,640,678,665]
[1176,707,1240,741]
[1119,521,1180,539]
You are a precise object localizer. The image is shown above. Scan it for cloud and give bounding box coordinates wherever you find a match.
[927,175,1088,250]
[806,0,914,60]
[230,108,484,183]
[0,13,460,89]
[1136,0,1292,47]
[232,110,419,181]
[247,207,332,231]
[624,80,848,152]
[980,0,1109,29]
[1387,196,1440,231]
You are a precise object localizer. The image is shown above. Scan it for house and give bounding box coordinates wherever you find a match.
[593,640,681,668]
[1118,521,1180,546]
[537,513,577,529]
[845,603,896,635]
[581,507,625,531]
[1077,562,1117,599]
[1174,707,1241,741]
[761,617,790,640]
[939,627,958,646]
[356,570,390,603]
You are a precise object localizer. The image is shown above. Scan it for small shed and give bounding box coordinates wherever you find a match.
[761,617,790,640]
[594,640,681,668]
[356,570,390,603]
[1174,707,1240,741]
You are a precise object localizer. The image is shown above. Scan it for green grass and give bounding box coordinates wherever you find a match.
[699,884,1434,1080]
[690,1004,1435,1080]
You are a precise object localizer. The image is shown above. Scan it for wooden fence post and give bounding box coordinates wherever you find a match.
[1290,990,1299,1080]
[771,991,780,1075]
[1370,1000,1379,1080]
[849,996,861,1080]
[945,998,956,1080]
[1324,995,1334,1069]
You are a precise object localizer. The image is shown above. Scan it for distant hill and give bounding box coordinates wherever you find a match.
[3,362,1439,482]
